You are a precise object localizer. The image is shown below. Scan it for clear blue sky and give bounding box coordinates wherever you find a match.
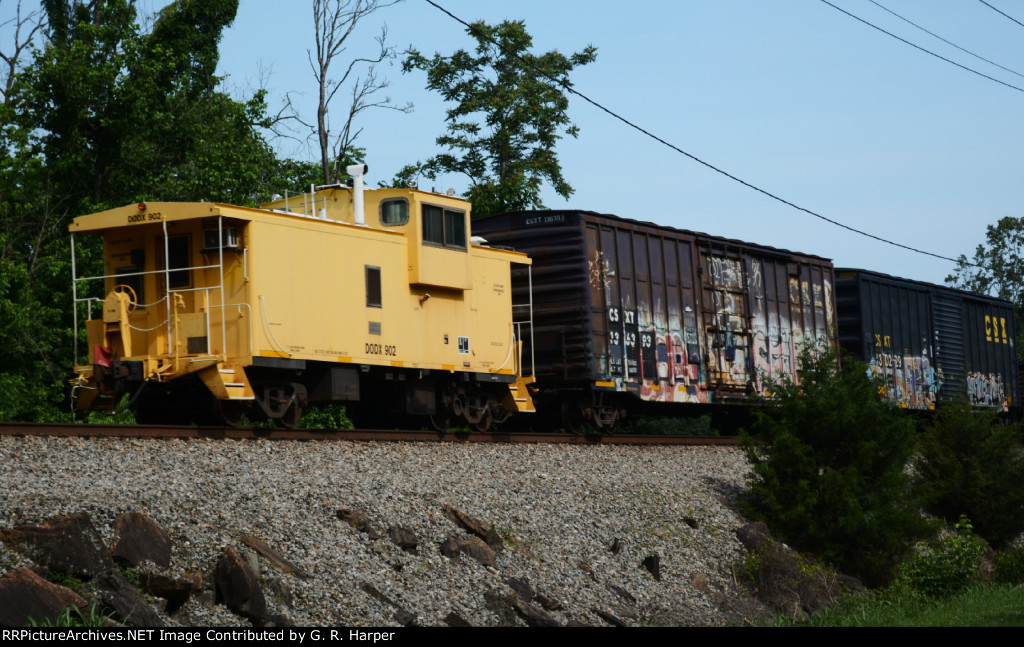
[9,0,1024,287]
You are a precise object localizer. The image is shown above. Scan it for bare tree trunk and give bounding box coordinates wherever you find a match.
[309,0,410,185]
[0,0,44,106]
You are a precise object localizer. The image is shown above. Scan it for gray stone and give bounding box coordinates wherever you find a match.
[0,567,88,627]
[735,521,772,551]
[442,504,504,552]
[439,534,496,568]
[0,513,108,578]
[94,569,165,627]
[336,509,381,539]
[138,572,197,613]
[387,526,419,554]
[642,553,661,581]
[110,512,171,569]
[214,547,266,624]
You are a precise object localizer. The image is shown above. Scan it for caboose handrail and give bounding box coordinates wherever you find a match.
[509,265,535,379]
[72,264,222,282]
[70,218,253,369]
[206,302,254,357]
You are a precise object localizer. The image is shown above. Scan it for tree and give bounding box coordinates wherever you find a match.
[403,20,596,218]
[309,0,410,185]
[914,399,1024,549]
[946,216,1024,361]
[741,348,930,587]
[0,0,43,104]
[0,0,283,421]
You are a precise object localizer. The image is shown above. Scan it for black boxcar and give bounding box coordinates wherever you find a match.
[473,210,836,430]
[835,268,1019,412]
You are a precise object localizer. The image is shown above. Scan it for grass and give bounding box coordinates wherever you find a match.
[778,583,1024,627]
[27,602,113,627]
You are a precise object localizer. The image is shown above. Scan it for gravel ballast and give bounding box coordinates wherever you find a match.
[0,436,753,627]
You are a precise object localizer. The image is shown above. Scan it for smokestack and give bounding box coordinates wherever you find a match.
[346,164,369,226]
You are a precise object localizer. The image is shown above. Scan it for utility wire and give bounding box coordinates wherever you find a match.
[979,0,1024,30]
[867,0,1024,80]
[820,0,1024,94]
[421,0,981,268]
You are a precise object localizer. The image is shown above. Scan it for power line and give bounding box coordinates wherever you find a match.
[867,0,1024,80]
[420,0,981,269]
[820,0,1024,94]
[978,0,1024,30]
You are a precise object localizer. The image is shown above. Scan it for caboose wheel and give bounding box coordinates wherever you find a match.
[472,409,493,433]
[215,400,251,427]
[274,404,303,429]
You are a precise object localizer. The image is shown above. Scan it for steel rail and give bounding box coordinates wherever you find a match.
[0,422,738,445]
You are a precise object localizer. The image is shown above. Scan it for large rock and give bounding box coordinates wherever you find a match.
[214,547,267,624]
[359,581,419,627]
[641,553,661,581]
[139,573,199,613]
[735,521,772,551]
[0,567,87,627]
[483,589,561,627]
[738,532,866,621]
[241,535,310,580]
[442,505,503,552]
[110,512,172,569]
[336,509,381,539]
[387,526,419,554]
[439,534,496,568]
[0,513,108,578]
[93,569,165,627]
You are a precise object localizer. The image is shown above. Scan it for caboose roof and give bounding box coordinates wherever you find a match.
[68,202,261,234]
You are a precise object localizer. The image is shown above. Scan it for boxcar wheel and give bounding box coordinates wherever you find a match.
[561,399,585,435]
[429,413,450,432]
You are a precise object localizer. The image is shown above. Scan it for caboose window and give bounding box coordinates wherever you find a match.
[168,236,191,289]
[380,199,409,226]
[366,266,382,308]
[422,204,466,249]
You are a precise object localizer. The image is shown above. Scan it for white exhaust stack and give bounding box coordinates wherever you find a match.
[347,164,369,226]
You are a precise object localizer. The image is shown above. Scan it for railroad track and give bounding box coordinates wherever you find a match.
[0,421,738,445]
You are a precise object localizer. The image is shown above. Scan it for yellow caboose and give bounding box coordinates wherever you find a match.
[70,171,535,428]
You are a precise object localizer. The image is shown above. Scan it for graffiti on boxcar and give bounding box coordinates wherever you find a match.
[966,371,1007,410]
[748,259,764,301]
[823,279,834,327]
[710,289,738,317]
[866,346,942,410]
[751,323,800,390]
[704,255,751,391]
[635,294,708,403]
[708,256,743,290]
[747,258,771,394]
[588,250,612,290]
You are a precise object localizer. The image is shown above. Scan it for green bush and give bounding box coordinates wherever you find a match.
[629,414,715,436]
[741,347,931,587]
[914,399,1024,549]
[896,516,988,598]
[297,404,352,430]
[992,547,1024,585]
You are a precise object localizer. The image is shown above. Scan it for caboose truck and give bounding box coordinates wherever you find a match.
[69,166,537,429]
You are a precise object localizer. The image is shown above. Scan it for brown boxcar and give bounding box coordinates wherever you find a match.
[836,268,1020,413]
[473,210,837,431]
